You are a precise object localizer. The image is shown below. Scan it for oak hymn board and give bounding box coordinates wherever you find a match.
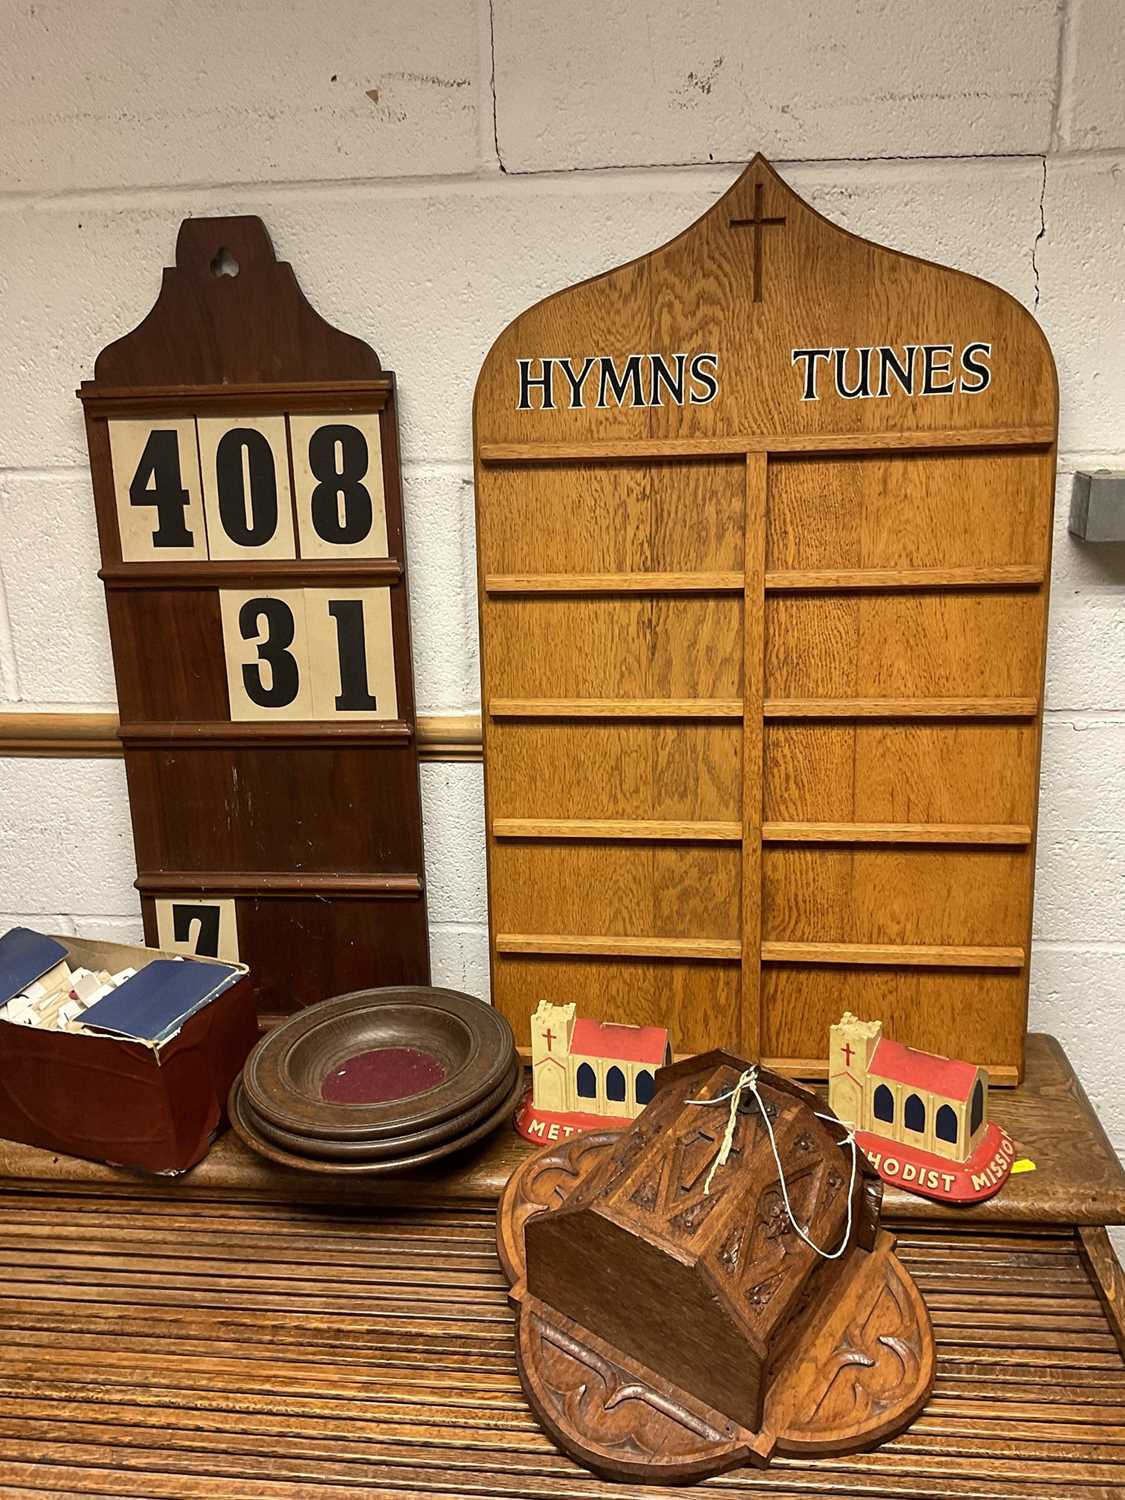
[80,217,429,1018]
[473,156,1057,1082]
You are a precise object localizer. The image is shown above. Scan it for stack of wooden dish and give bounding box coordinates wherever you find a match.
[229,987,520,1174]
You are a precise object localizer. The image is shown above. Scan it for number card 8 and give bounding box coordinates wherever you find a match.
[291,413,388,559]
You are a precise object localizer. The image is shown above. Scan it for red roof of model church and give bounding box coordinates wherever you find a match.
[570,1018,669,1065]
[870,1037,979,1102]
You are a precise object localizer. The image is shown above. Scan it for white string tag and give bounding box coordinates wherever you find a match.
[687,1065,858,1261]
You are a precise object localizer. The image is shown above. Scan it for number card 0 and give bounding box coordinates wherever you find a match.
[80,215,430,1018]
[198,415,297,561]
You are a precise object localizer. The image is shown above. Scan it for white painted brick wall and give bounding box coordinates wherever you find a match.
[491,0,1060,168]
[1,0,1123,1194]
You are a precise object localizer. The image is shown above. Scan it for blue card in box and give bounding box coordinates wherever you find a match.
[0,928,69,1001]
[81,958,241,1045]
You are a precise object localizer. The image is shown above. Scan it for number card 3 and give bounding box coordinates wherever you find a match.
[291,413,389,559]
[221,588,313,721]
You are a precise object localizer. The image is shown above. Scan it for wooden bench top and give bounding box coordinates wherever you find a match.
[0,1034,1120,1226]
[0,1186,1121,1499]
[0,1032,1122,1497]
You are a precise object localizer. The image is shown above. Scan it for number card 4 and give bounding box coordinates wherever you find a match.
[108,419,208,562]
[220,588,398,722]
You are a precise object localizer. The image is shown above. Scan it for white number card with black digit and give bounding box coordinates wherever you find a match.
[220,587,397,723]
[155,897,240,962]
[197,415,296,561]
[107,413,390,563]
[290,412,388,559]
[108,419,209,562]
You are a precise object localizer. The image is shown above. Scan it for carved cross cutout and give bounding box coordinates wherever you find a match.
[730,181,786,303]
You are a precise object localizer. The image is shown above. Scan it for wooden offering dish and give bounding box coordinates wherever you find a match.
[242,986,515,1140]
[240,1058,522,1161]
[230,986,520,1174]
[498,1050,934,1483]
[230,1064,524,1175]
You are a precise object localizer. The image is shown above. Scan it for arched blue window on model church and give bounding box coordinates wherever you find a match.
[576,1062,596,1099]
[904,1094,926,1133]
[936,1104,959,1144]
[635,1069,654,1106]
[606,1066,626,1103]
[970,1079,984,1135]
[873,1084,894,1124]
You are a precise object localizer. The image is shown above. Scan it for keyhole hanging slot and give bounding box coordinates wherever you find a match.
[210,246,240,278]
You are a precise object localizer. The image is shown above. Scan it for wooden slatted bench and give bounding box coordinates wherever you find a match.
[0,1034,1121,1499]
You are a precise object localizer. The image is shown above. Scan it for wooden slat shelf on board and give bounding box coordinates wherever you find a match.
[486,565,1046,591]
[472,154,1058,1078]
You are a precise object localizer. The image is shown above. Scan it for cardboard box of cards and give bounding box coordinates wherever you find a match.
[0,926,257,1174]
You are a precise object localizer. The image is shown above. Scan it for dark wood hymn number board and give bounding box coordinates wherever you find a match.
[80,217,429,1017]
[474,156,1058,1083]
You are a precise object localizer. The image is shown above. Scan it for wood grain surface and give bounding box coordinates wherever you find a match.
[78,215,431,1013]
[473,155,1057,1072]
[0,1188,1118,1498]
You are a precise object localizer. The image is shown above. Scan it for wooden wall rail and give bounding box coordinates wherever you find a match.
[0,712,485,762]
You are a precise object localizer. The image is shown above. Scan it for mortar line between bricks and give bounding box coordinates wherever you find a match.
[1034,940,1125,953]
[1050,0,1079,153]
[0,570,21,703]
[486,0,505,173]
[1032,154,1047,309]
[0,153,1076,212]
